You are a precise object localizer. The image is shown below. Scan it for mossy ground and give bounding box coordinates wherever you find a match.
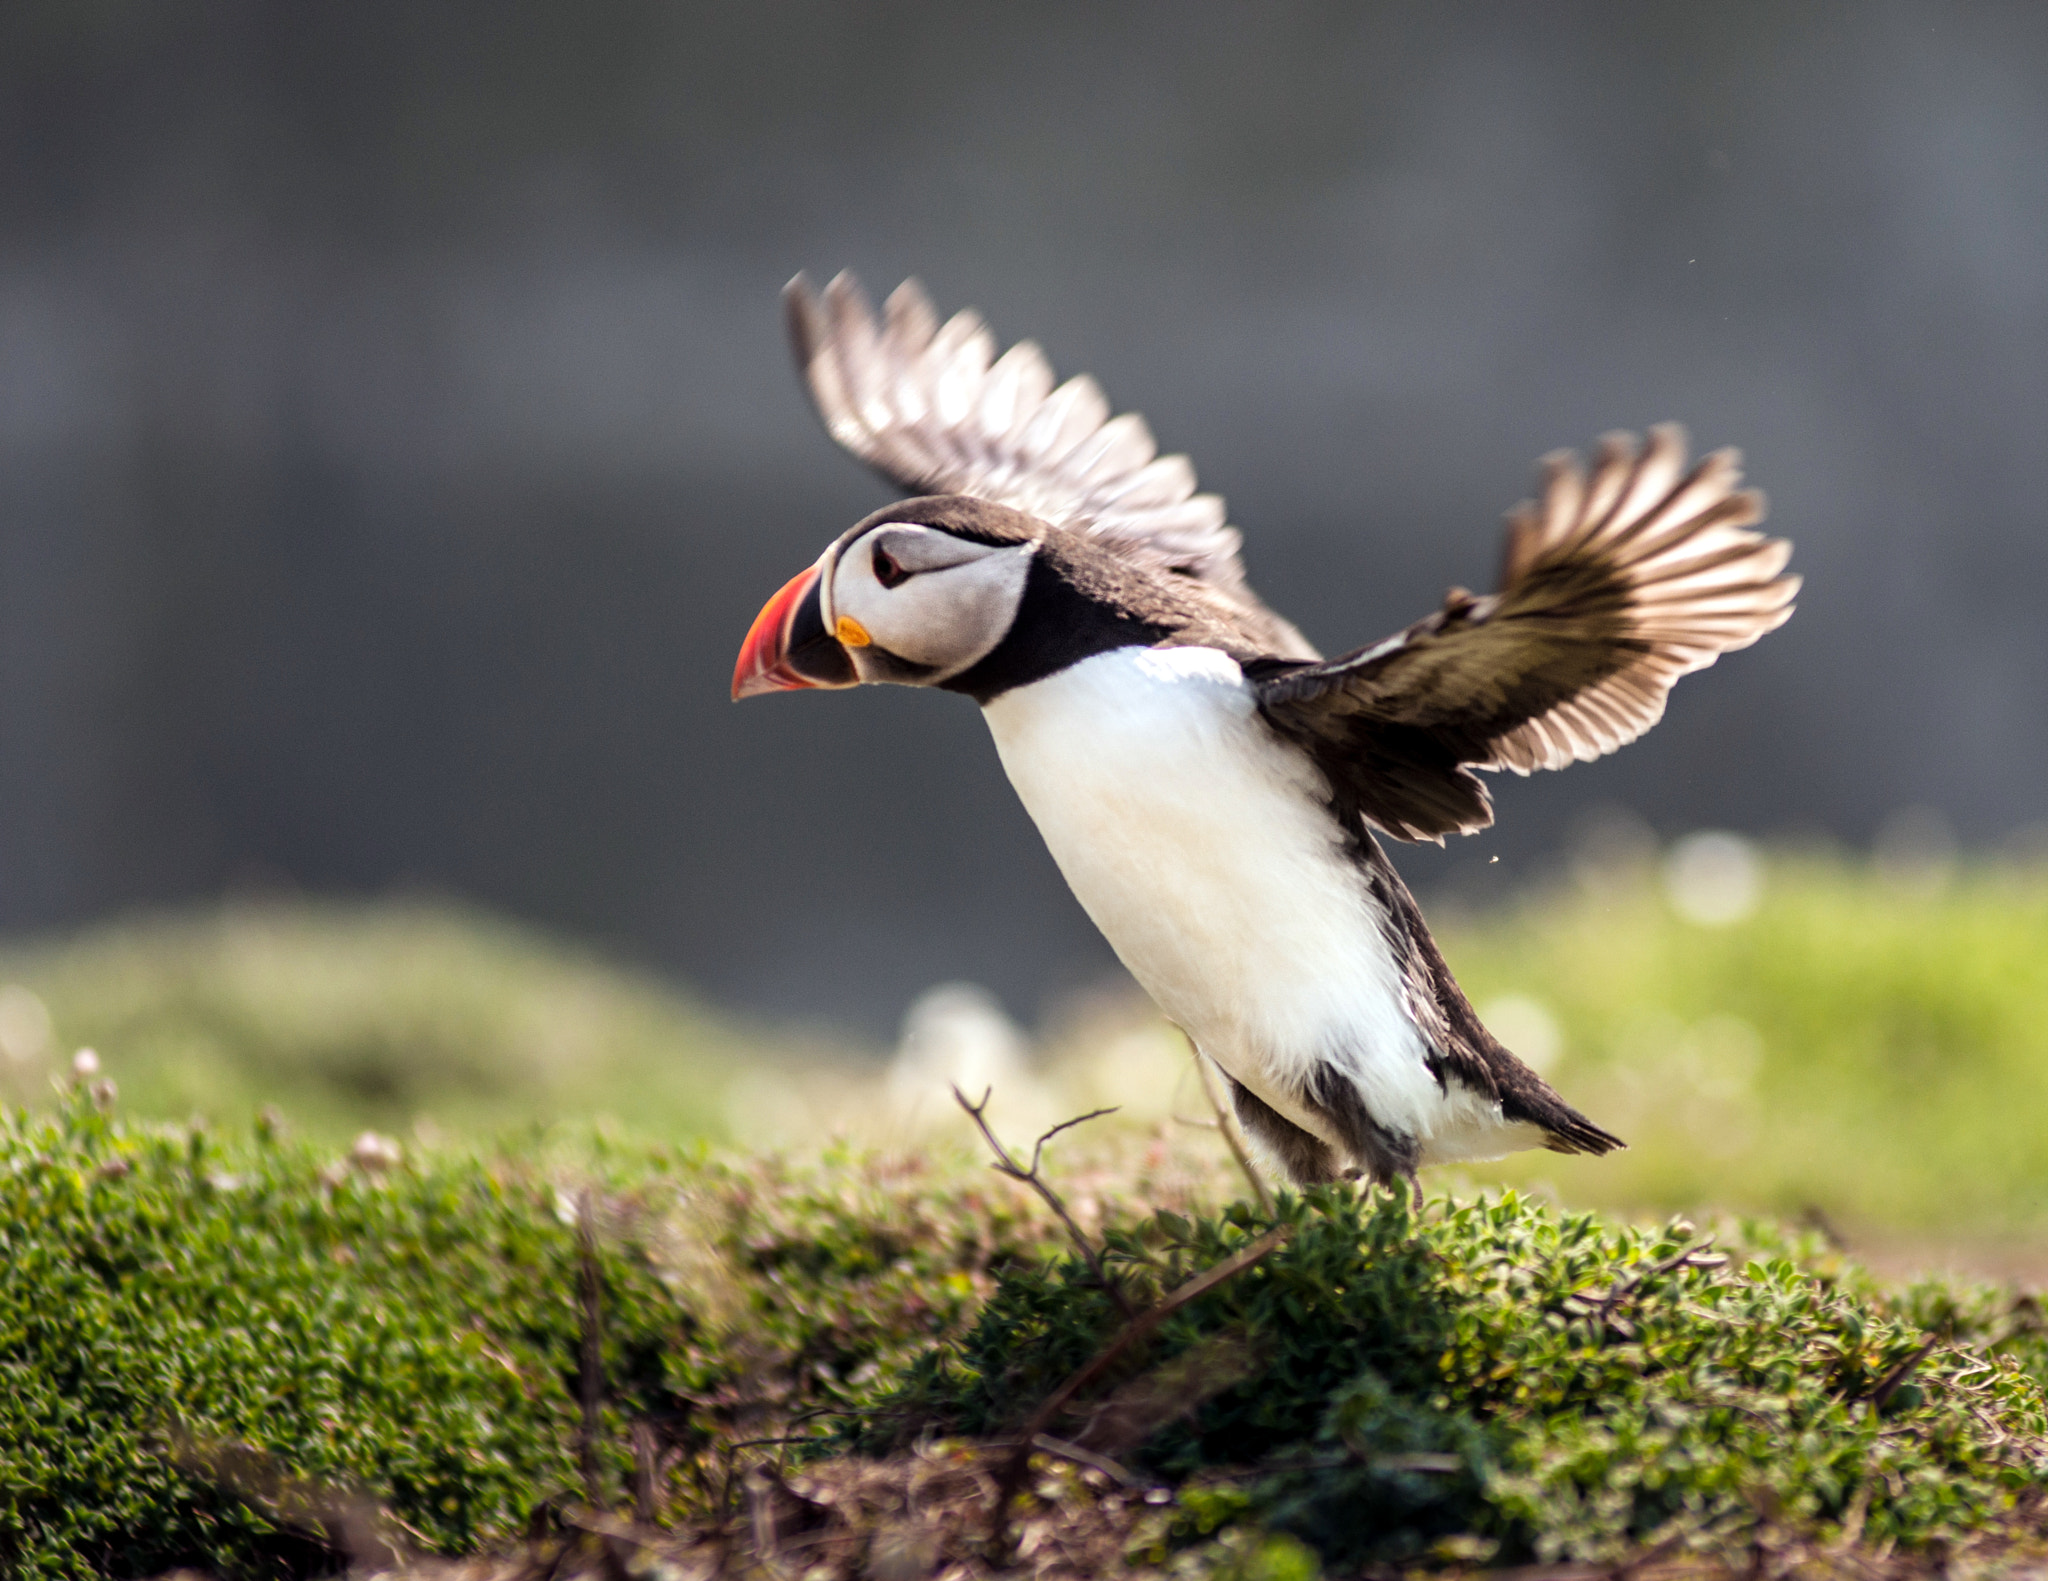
[4,856,2047,1575]
[5,1085,2047,1580]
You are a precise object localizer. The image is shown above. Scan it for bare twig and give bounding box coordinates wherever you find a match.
[1189,1040,1273,1215]
[1561,1233,1730,1340]
[1028,1106,1117,1175]
[745,1467,788,1580]
[576,1187,606,1507]
[631,1419,659,1525]
[172,1434,411,1572]
[1077,1330,1262,1454]
[1026,1433,1152,1489]
[951,1086,1134,1320]
[987,1224,1290,1549]
[1869,1336,1941,1411]
[1013,1226,1288,1448]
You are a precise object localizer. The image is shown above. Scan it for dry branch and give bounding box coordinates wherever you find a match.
[951,1085,1134,1320]
[575,1187,605,1507]
[1189,1039,1273,1215]
[1870,1336,1941,1412]
[986,1223,1291,1549]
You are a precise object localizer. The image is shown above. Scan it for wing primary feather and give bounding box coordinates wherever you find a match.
[882,277,939,356]
[1607,423,1689,537]
[783,273,825,372]
[1256,425,1797,841]
[1537,450,1584,544]
[1568,432,1639,551]
[780,270,1304,647]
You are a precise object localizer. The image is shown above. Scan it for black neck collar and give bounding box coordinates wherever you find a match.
[941,548,1175,703]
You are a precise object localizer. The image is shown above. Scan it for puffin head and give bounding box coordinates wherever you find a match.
[734,492,1214,705]
[731,496,1047,700]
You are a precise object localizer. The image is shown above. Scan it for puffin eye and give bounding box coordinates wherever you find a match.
[871,543,911,589]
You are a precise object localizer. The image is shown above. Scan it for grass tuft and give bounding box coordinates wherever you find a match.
[5,1081,2047,1577]
[863,1188,2048,1569]
[0,1085,1078,1579]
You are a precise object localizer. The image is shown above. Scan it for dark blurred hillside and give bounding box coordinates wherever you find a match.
[1,2,2044,1031]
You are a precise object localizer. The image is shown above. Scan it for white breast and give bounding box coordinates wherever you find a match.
[981,645,1453,1149]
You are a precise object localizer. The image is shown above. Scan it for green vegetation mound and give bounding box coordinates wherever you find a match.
[10,1081,2045,1578]
[4,855,2048,1238]
[0,899,783,1142]
[1442,856,2048,1232]
[0,1089,1055,1580]
[1,1100,662,1577]
[870,1191,2048,1569]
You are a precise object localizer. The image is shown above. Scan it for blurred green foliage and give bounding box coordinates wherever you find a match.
[1,854,2045,1238]
[0,898,829,1144]
[1441,856,2048,1233]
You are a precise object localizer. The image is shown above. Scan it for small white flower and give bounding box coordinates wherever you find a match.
[1663,831,1763,927]
[350,1131,402,1171]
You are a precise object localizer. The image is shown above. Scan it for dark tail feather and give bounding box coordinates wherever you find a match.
[1539,1108,1626,1156]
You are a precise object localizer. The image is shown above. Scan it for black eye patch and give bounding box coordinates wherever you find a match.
[871,543,911,589]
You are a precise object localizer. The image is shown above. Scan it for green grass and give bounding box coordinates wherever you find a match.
[4,1086,2045,1578]
[1438,856,2048,1234]
[0,1087,1071,1579]
[6,855,2048,1572]
[876,1189,2048,1568]
[2,1097,658,1577]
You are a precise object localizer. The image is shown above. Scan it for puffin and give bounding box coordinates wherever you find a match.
[733,272,1798,1193]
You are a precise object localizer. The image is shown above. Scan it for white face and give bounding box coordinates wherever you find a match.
[822,523,1035,685]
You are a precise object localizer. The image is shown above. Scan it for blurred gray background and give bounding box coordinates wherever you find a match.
[2,1,2043,1032]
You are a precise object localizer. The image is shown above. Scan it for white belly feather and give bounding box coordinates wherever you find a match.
[982,645,1517,1161]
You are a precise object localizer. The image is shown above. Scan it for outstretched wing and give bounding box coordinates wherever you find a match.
[1254,426,1798,841]
[784,270,1316,658]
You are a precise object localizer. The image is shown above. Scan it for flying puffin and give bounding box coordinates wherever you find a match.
[733,273,1798,1193]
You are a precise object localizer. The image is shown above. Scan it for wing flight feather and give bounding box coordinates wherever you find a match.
[1255,426,1798,840]
[786,271,1314,655]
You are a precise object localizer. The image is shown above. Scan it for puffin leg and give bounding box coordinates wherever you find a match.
[1344,1165,1422,1209]
[1228,1078,1339,1186]
[1304,1062,1421,1193]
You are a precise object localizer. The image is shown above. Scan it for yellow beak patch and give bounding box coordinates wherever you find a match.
[834,615,872,648]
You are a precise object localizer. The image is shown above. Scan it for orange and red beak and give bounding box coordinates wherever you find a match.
[731,560,858,699]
